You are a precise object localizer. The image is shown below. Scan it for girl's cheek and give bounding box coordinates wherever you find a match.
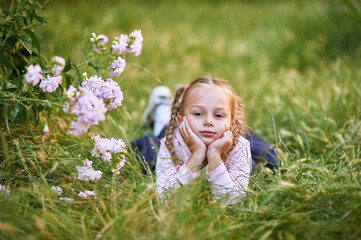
[187,119,198,132]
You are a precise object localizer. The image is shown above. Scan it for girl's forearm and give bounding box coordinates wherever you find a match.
[206,150,223,172]
[185,150,206,173]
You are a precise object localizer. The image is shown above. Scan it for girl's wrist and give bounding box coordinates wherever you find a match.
[191,145,207,155]
[207,147,221,157]
[193,149,206,161]
[186,150,206,172]
[206,154,223,172]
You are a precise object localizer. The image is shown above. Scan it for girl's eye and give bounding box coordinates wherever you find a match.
[194,112,203,116]
[215,113,224,118]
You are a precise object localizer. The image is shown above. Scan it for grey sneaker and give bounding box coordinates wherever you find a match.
[142,86,172,131]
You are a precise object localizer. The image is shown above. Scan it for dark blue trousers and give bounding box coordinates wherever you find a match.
[131,128,278,174]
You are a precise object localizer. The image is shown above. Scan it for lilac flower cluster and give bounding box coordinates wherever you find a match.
[91,135,126,162]
[64,86,107,136]
[90,33,108,53]
[50,186,74,201]
[108,56,126,77]
[25,64,43,85]
[111,157,126,175]
[0,184,10,197]
[128,30,143,57]
[25,56,65,93]
[111,30,143,57]
[75,159,103,182]
[40,75,62,93]
[111,34,128,55]
[79,190,97,199]
[81,75,124,110]
[51,186,63,195]
[51,56,66,75]
[91,30,143,78]
[59,197,74,201]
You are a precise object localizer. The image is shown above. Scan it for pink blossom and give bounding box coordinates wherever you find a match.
[108,56,126,77]
[25,64,43,86]
[93,34,108,53]
[129,29,143,57]
[39,75,62,93]
[79,190,97,199]
[91,135,126,162]
[130,29,143,41]
[53,56,65,66]
[43,122,49,135]
[82,75,123,110]
[59,197,74,201]
[71,89,107,126]
[65,85,77,101]
[112,157,126,175]
[51,186,63,195]
[51,56,65,75]
[75,159,102,181]
[78,191,87,198]
[63,85,77,113]
[69,121,91,136]
[65,87,107,136]
[111,34,129,55]
[129,38,143,57]
[83,159,93,167]
[0,184,10,197]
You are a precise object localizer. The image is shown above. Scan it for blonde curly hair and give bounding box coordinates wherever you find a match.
[165,76,247,164]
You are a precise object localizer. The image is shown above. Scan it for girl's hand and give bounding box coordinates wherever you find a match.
[206,130,233,172]
[207,130,233,157]
[179,116,206,153]
[179,117,206,171]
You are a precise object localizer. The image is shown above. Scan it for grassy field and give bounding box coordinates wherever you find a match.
[1,0,361,239]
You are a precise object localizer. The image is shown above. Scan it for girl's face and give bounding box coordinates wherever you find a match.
[178,84,234,146]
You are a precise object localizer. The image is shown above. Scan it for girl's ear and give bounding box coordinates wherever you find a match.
[176,115,182,127]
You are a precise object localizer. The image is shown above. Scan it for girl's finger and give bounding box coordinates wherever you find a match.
[179,122,185,138]
[185,118,194,136]
[181,121,188,139]
[184,118,190,134]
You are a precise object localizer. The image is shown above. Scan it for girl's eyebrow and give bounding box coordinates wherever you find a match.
[190,105,228,111]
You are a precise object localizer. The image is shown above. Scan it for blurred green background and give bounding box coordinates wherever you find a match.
[31,0,361,145]
[33,0,361,145]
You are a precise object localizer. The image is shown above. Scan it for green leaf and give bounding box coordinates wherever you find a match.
[3,103,10,132]
[24,29,41,54]
[0,54,19,75]
[14,34,32,45]
[29,12,48,25]
[72,64,83,84]
[10,103,20,125]
[32,103,39,125]
[14,34,33,54]
[21,105,28,124]
[64,74,74,89]
[81,49,89,60]
[63,58,72,73]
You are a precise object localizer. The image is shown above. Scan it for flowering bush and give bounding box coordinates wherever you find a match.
[0,0,146,202]
[0,1,143,135]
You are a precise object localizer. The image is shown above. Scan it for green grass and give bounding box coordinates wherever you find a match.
[1,0,361,239]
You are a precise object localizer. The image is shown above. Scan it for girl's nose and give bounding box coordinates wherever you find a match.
[204,115,214,127]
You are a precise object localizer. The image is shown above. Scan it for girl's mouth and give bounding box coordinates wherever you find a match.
[200,130,215,137]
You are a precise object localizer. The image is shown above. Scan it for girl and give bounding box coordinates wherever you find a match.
[156,77,252,205]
